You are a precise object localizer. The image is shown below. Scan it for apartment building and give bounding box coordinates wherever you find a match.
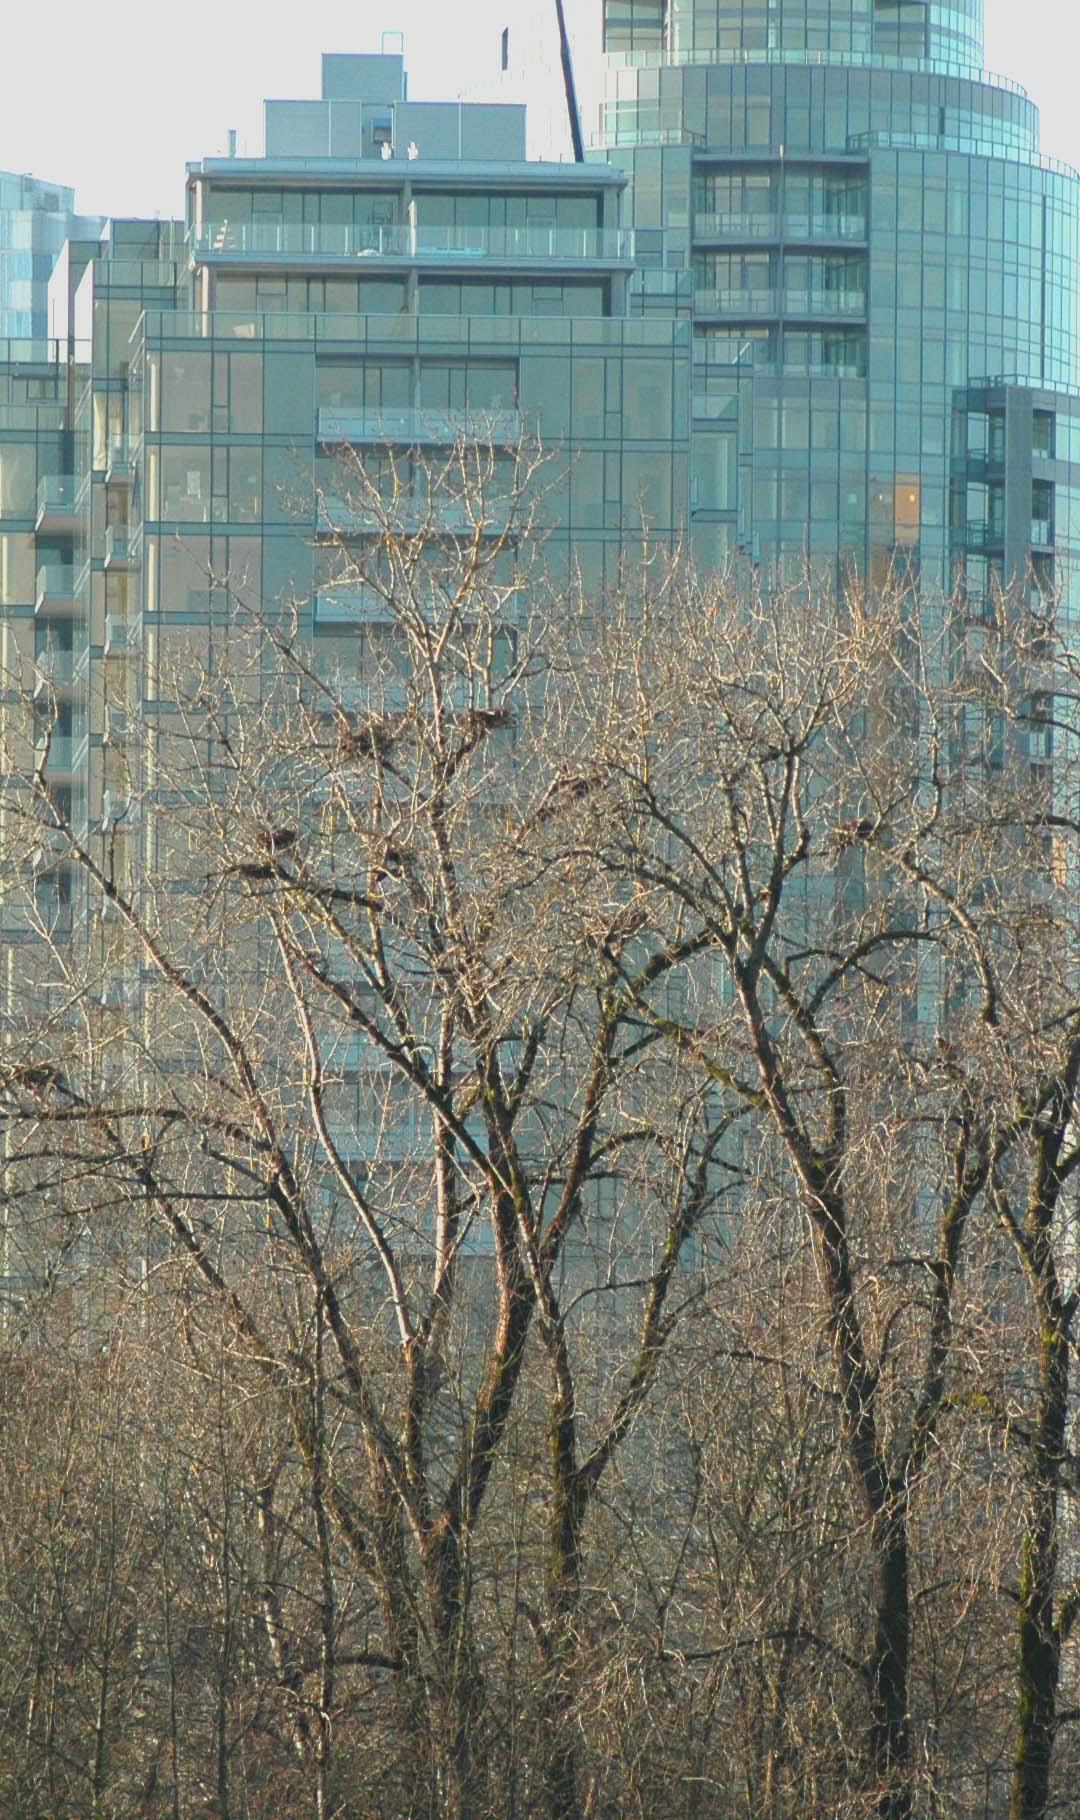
[0,51,691,1133]
[3,12,1080,1042]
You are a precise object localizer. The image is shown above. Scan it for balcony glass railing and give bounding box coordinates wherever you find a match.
[317,406,522,447]
[693,212,867,242]
[957,521,1005,549]
[590,126,706,148]
[314,589,389,624]
[104,614,135,653]
[34,646,75,684]
[35,564,77,604]
[783,288,867,316]
[105,441,132,478]
[143,310,685,351]
[36,475,78,519]
[104,526,132,565]
[318,492,512,535]
[1032,518,1055,545]
[600,46,1030,102]
[693,288,867,317]
[33,730,75,768]
[193,222,634,263]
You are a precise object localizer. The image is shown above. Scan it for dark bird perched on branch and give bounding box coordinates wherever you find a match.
[521,769,607,832]
[370,843,410,885]
[828,818,877,852]
[6,1063,66,1096]
[255,826,299,855]
[457,706,514,738]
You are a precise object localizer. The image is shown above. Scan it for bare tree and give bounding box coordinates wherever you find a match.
[564,568,1080,1818]
[0,450,739,1818]
[7,485,1080,1816]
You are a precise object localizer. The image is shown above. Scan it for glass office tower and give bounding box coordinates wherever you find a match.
[573,0,1080,604]
[0,172,102,340]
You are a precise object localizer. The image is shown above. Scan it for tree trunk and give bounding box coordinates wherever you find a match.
[869,1508,912,1820]
[423,1529,485,1820]
[1009,1317,1069,1820]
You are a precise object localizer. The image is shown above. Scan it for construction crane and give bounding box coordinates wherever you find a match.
[554,0,585,162]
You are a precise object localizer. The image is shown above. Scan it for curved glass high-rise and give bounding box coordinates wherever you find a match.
[585,0,1080,605]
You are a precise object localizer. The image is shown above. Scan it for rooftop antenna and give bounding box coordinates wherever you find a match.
[554,0,585,162]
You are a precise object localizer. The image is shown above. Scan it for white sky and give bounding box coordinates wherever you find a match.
[0,0,1072,220]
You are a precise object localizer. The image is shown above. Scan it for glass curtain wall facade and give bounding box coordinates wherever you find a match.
[0,172,103,340]
[0,57,690,1035]
[584,0,1080,603]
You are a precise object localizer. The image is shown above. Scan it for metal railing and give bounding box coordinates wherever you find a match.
[105,441,132,479]
[693,287,866,317]
[317,406,521,446]
[36,475,78,519]
[314,589,390,624]
[35,564,78,605]
[318,492,513,536]
[693,211,866,241]
[104,526,133,565]
[104,614,135,653]
[192,222,634,263]
[846,132,1076,177]
[34,646,75,684]
[0,336,69,365]
[142,310,686,351]
[600,46,1030,102]
[33,730,75,768]
[589,126,706,148]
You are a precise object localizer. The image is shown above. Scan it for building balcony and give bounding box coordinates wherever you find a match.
[318,492,512,537]
[590,125,705,148]
[693,211,867,244]
[103,525,135,568]
[954,518,1055,559]
[35,475,81,535]
[35,565,80,614]
[104,613,138,655]
[593,100,705,150]
[98,978,137,1013]
[693,287,866,320]
[956,521,1005,552]
[105,442,133,486]
[32,728,77,773]
[317,406,522,448]
[101,789,132,831]
[33,645,76,687]
[314,588,389,625]
[192,221,635,269]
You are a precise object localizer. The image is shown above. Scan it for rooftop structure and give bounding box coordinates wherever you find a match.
[0,170,103,340]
